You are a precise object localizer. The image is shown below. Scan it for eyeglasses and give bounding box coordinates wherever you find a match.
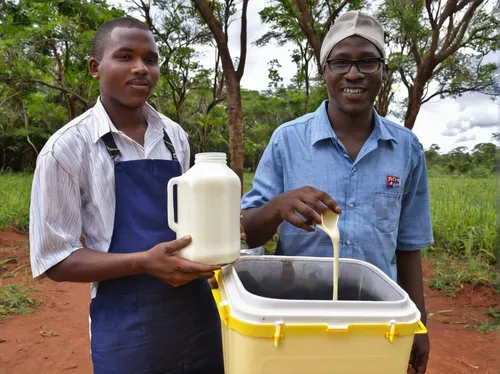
[326,58,384,75]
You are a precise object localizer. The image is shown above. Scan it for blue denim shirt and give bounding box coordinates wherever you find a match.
[241,101,434,280]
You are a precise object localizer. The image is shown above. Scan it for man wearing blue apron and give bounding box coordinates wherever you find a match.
[29,18,225,373]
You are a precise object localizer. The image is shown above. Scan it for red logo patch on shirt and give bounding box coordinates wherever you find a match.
[387,176,400,188]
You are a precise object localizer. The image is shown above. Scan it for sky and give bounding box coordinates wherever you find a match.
[114,0,499,154]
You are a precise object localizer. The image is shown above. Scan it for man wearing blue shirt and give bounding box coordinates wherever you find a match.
[241,11,433,374]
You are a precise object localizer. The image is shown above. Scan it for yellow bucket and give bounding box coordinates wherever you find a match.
[212,256,427,374]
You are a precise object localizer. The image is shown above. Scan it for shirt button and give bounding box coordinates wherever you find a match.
[346,239,352,246]
[348,203,355,209]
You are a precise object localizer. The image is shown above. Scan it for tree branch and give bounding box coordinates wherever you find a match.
[425,0,437,29]
[194,0,234,75]
[437,0,457,28]
[320,0,349,41]
[410,42,422,66]
[0,92,21,107]
[293,0,322,73]
[421,81,498,104]
[236,0,249,81]
[461,25,494,48]
[437,0,483,61]
[399,66,412,91]
[27,80,90,108]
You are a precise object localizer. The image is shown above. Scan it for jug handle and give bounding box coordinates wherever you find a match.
[167,176,180,232]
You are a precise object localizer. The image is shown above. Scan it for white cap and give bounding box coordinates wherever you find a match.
[320,11,386,67]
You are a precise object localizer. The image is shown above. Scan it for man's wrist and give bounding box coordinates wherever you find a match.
[268,196,284,226]
[134,251,150,275]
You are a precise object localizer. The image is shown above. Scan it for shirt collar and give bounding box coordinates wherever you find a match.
[92,96,163,143]
[310,100,397,146]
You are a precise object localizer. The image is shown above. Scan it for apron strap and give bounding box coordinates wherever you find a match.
[101,129,178,162]
[162,131,178,161]
[101,132,122,162]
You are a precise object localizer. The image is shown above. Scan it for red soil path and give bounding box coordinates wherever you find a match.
[0,229,499,374]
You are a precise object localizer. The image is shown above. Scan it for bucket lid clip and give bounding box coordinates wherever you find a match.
[385,320,397,343]
[273,321,284,348]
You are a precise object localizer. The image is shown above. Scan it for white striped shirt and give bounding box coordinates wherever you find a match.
[29,98,190,290]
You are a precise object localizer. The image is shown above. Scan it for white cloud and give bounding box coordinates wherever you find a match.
[439,95,499,145]
[455,133,477,143]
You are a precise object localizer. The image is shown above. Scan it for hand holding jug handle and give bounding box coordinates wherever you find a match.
[167,177,180,233]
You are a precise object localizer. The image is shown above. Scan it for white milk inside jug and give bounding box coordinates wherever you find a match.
[167,152,241,265]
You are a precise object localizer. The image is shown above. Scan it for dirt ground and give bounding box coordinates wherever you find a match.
[0,229,499,374]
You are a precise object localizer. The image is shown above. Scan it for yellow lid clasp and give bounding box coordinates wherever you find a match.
[273,321,284,348]
[385,320,397,343]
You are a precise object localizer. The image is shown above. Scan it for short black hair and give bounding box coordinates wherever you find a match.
[91,17,151,60]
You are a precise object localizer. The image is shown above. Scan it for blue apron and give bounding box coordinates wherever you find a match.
[90,130,224,374]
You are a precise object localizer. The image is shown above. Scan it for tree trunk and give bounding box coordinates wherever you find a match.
[176,101,183,125]
[404,63,432,130]
[376,69,394,117]
[304,57,310,113]
[0,126,5,171]
[293,0,322,74]
[66,95,75,121]
[22,100,39,169]
[404,80,426,130]
[193,0,248,193]
[225,74,244,189]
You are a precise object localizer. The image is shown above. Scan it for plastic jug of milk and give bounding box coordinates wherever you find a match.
[167,152,241,265]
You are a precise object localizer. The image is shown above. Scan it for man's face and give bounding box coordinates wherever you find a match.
[323,36,384,116]
[89,27,160,109]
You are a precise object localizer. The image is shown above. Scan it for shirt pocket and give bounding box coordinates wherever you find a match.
[371,191,402,233]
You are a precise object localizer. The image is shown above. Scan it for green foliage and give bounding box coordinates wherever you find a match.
[425,142,497,177]
[1,0,498,172]
[473,309,500,333]
[377,0,500,123]
[0,0,124,170]
[0,172,33,230]
[427,254,499,296]
[0,284,39,317]
[256,0,366,104]
[427,176,496,265]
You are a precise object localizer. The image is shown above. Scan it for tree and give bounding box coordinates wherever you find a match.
[471,142,496,171]
[424,143,441,166]
[0,0,123,170]
[378,0,500,129]
[255,0,365,109]
[192,0,249,188]
[130,0,214,125]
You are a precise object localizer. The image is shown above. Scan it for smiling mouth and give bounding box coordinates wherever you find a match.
[127,82,150,91]
[342,88,366,94]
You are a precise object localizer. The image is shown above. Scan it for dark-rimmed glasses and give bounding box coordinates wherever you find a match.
[326,58,384,75]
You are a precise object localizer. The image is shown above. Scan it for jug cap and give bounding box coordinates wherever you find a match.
[195,152,227,162]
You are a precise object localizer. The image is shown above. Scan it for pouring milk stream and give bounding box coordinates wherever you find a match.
[317,211,341,300]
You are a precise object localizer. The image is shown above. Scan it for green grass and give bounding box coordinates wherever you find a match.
[1,171,497,290]
[243,172,254,194]
[427,254,499,296]
[473,309,500,333]
[425,176,498,293]
[0,172,33,230]
[427,176,496,263]
[0,240,38,318]
[0,283,39,318]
